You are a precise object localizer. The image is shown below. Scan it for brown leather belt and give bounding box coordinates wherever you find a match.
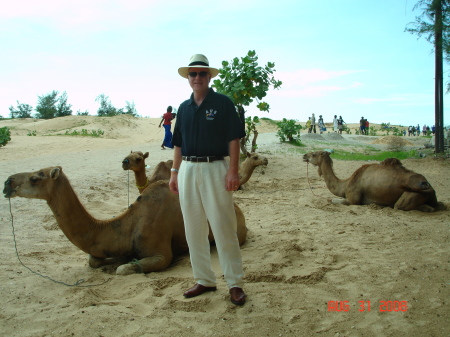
[182,156,224,162]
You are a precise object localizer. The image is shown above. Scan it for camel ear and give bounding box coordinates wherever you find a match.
[50,167,61,180]
[130,150,133,153]
[247,152,251,158]
[144,152,149,159]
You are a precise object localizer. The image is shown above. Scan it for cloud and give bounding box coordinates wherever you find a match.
[271,69,365,97]
[354,93,433,106]
[277,69,365,87]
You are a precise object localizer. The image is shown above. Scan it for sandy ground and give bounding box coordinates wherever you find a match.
[0,115,449,337]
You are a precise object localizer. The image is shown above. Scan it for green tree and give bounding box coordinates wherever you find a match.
[122,100,138,117]
[76,109,90,116]
[406,0,449,153]
[95,94,122,116]
[55,91,73,117]
[212,50,282,154]
[9,101,33,118]
[35,90,59,119]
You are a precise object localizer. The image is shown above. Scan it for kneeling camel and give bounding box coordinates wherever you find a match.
[3,167,247,275]
[303,151,445,212]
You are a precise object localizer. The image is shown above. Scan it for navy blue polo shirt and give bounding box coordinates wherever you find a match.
[172,88,245,157]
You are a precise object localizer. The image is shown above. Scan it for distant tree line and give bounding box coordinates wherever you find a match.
[6,91,138,119]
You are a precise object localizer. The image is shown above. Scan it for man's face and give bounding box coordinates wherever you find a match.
[188,67,211,92]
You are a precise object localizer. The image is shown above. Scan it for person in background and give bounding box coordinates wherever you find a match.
[337,115,345,134]
[365,119,369,135]
[333,115,338,132]
[318,115,325,134]
[169,54,246,306]
[422,124,427,136]
[158,106,175,149]
[360,116,366,135]
[311,113,316,133]
[417,124,420,136]
[432,125,436,135]
[306,117,312,133]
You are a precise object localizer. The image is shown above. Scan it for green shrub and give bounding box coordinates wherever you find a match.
[276,118,302,143]
[0,127,11,146]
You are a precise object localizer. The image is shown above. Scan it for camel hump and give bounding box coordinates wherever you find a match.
[381,157,403,167]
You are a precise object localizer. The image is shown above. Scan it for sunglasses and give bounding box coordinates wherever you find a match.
[188,71,209,78]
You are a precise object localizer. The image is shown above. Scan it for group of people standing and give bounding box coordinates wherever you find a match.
[408,124,435,136]
[306,114,345,134]
[359,117,369,135]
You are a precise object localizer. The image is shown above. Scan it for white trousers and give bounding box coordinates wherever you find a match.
[178,160,244,289]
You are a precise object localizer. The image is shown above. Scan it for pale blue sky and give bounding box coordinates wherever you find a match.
[1,0,447,126]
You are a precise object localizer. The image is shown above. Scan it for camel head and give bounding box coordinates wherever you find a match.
[303,151,332,166]
[244,152,269,168]
[122,151,149,172]
[4,166,62,200]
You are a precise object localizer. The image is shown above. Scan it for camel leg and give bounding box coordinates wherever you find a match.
[330,198,351,206]
[394,192,433,212]
[88,255,129,268]
[116,254,170,275]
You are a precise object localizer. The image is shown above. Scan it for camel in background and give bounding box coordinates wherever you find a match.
[122,151,268,191]
[122,151,172,193]
[238,152,269,187]
[303,151,445,212]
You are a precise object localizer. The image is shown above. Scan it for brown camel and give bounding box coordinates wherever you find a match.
[121,150,248,244]
[303,151,445,212]
[122,150,268,189]
[121,151,172,193]
[3,167,247,275]
[238,152,269,187]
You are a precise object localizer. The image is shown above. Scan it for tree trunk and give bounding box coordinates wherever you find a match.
[435,0,445,153]
[251,130,258,153]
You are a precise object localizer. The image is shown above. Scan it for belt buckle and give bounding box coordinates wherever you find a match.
[190,156,197,162]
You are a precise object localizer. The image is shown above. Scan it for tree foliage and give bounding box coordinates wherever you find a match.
[213,50,282,113]
[35,90,72,119]
[95,94,138,117]
[213,50,282,154]
[276,118,302,143]
[96,94,123,116]
[9,101,33,118]
[35,91,58,119]
[55,91,73,117]
[0,127,11,147]
[123,101,138,117]
[406,0,450,90]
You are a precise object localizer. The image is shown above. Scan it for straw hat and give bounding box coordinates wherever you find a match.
[178,54,219,79]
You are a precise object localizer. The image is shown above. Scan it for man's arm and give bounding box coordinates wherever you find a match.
[169,146,182,194]
[226,138,241,191]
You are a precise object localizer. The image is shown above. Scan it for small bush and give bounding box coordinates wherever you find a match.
[0,127,11,146]
[276,118,302,143]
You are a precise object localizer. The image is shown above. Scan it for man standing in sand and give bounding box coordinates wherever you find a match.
[169,54,247,306]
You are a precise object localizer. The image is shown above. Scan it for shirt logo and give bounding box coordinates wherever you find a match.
[205,109,217,120]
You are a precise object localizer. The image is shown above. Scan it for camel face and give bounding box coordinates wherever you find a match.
[247,152,269,167]
[122,151,149,171]
[303,151,329,166]
[238,152,269,186]
[4,167,61,200]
